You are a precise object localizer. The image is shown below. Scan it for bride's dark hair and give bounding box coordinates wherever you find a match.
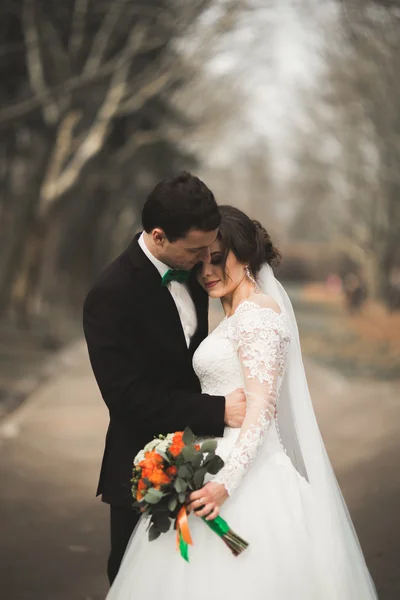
[217,205,281,276]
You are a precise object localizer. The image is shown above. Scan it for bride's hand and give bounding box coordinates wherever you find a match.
[187,482,228,521]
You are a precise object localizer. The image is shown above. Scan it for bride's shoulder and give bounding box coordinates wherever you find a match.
[239,294,282,315]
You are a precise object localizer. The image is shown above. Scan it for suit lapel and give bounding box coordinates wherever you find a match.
[127,236,189,358]
[187,271,209,356]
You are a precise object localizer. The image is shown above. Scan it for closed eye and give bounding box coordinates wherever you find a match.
[211,253,222,265]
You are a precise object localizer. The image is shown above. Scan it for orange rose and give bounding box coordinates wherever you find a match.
[139,450,164,478]
[148,467,171,488]
[166,465,177,477]
[136,478,147,501]
[169,432,185,457]
[172,432,184,444]
[195,444,201,451]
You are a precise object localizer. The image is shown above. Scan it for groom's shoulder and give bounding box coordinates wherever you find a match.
[83,248,137,313]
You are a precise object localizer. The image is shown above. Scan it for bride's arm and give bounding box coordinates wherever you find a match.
[188,302,289,518]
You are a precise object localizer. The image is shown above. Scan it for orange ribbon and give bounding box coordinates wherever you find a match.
[176,506,193,551]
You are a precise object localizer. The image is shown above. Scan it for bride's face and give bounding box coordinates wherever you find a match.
[197,239,246,298]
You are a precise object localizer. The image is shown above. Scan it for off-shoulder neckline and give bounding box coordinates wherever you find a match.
[223,299,284,321]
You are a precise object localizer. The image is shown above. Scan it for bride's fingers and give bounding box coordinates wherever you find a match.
[205,505,219,521]
[194,502,214,518]
[187,496,206,511]
[188,489,205,504]
[193,498,207,510]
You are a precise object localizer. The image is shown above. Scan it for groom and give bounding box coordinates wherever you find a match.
[83,172,246,584]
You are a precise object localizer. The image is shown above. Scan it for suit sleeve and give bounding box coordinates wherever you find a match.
[83,284,225,437]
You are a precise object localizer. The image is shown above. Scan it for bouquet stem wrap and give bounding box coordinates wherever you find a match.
[176,506,249,561]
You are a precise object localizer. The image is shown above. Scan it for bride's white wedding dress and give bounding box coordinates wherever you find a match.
[107,284,378,599]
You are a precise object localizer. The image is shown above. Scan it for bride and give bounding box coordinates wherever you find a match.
[106,205,378,599]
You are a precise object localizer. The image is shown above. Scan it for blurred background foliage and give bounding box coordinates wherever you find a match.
[0,0,399,397]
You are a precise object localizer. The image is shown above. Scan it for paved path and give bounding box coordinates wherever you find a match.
[0,342,109,600]
[0,340,398,599]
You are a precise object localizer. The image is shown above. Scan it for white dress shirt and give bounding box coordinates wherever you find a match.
[138,233,198,347]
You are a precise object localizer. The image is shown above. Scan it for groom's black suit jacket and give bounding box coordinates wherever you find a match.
[83,235,225,508]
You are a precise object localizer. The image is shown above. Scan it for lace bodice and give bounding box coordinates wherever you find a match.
[193,300,291,496]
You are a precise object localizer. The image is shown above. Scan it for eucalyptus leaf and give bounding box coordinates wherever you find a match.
[207,455,224,475]
[178,492,186,503]
[153,513,171,533]
[201,439,218,453]
[181,446,197,462]
[156,450,171,463]
[193,467,207,489]
[174,478,188,493]
[168,497,178,511]
[148,525,161,541]
[182,427,195,445]
[192,452,203,469]
[178,464,191,479]
[144,488,164,504]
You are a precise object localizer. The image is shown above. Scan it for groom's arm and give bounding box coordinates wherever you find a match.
[83,285,225,438]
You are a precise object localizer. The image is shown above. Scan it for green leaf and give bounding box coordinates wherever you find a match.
[148,524,161,541]
[178,492,186,504]
[178,464,192,479]
[207,455,224,475]
[201,439,218,453]
[143,488,164,504]
[193,467,207,489]
[181,446,197,462]
[153,512,171,533]
[156,450,171,463]
[192,452,203,469]
[174,478,188,493]
[182,427,195,445]
[168,497,178,511]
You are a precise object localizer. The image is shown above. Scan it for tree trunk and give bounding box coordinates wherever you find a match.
[9,218,48,327]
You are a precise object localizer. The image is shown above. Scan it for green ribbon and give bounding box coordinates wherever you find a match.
[178,517,228,562]
[161,269,191,287]
[179,530,189,562]
[202,515,230,537]
[177,515,248,561]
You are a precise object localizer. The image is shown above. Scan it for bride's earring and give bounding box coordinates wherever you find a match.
[245,265,260,293]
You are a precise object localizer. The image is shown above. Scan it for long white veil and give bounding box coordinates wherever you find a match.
[258,264,378,599]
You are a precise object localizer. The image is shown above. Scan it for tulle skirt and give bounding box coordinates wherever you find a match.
[106,427,377,600]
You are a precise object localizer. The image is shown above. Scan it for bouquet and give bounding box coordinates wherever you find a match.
[131,427,248,561]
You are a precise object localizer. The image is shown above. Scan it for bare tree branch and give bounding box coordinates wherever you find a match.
[40,111,82,199]
[0,52,124,125]
[83,0,128,76]
[69,0,89,60]
[22,0,59,125]
[118,69,175,116]
[114,126,178,164]
[42,17,71,79]
[39,25,148,213]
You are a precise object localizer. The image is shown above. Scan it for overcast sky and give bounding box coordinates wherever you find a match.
[204,0,340,174]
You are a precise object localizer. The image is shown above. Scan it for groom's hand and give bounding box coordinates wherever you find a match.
[224,388,246,428]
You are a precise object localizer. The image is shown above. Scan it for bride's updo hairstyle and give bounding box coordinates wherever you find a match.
[217,205,281,277]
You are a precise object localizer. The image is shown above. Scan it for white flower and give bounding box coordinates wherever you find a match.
[133,433,175,466]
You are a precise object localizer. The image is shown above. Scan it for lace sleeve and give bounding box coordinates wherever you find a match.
[213,303,290,496]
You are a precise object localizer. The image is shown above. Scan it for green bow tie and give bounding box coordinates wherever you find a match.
[161,268,191,287]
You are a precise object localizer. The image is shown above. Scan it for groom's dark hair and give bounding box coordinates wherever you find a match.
[142,171,221,242]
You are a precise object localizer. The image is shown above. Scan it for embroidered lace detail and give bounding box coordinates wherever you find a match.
[193,301,290,497]
[226,302,289,385]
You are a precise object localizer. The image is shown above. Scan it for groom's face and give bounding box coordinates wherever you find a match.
[156,228,218,270]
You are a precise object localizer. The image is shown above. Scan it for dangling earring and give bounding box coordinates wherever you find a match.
[245,265,260,294]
